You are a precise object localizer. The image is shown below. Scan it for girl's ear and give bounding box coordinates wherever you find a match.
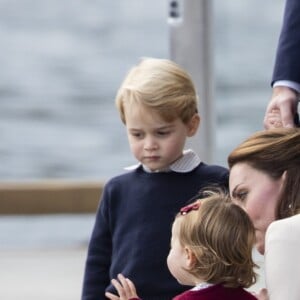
[184,247,196,269]
[187,114,200,137]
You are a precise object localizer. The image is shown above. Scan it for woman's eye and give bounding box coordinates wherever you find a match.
[237,191,248,201]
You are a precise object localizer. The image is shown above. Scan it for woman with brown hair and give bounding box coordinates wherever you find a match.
[228,128,300,300]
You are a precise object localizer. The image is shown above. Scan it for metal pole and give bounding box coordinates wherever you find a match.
[168,0,215,163]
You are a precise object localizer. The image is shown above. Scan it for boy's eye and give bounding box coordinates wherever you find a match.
[157,131,170,136]
[131,132,143,138]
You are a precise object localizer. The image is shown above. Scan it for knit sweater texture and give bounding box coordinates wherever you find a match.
[81,163,228,300]
[173,284,257,300]
[129,284,257,300]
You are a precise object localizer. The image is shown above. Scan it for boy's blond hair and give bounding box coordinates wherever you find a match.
[115,57,198,124]
[176,191,257,288]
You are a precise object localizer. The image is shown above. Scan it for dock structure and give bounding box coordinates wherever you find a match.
[0,180,102,214]
[168,0,215,163]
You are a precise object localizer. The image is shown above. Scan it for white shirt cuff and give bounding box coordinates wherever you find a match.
[273,80,300,93]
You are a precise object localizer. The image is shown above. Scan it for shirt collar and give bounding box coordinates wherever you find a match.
[124,149,201,173]
[191,282,214,291]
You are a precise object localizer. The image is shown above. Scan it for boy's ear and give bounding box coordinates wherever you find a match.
[187,114,200,137]
[184,247,197,269]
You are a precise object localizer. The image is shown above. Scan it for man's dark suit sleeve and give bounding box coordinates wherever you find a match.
[272,0,300,85]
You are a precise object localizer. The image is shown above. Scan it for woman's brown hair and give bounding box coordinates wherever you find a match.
[228,128,300,218]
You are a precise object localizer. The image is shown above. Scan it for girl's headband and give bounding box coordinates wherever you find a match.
[180,201,201,215]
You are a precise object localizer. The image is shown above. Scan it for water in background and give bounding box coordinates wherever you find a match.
[0,0,284,248]
[0,0,285,181]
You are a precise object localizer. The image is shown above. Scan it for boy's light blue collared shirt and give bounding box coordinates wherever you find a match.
[124,149,201,173]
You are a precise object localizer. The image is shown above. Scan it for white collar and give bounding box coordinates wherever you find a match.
[124,149,201,173]
[191,282,214,291]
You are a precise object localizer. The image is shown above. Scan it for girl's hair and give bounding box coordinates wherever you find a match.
[115,57,198,124]
[228,128,300,218]
[176,190,257,288]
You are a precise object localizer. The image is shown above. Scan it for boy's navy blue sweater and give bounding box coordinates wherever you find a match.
[81,163,228,300]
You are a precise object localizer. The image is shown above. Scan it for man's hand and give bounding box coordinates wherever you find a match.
[264,86,298,129]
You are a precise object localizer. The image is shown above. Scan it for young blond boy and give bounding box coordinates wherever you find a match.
[81,58,228,300]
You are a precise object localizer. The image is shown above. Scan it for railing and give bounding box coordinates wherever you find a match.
[0,180,103,214]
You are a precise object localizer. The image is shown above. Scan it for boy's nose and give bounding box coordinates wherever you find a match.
[144,138,158,151]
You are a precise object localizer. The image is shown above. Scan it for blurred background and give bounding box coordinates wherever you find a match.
[0,0,284,181]
[0,0,284,299]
